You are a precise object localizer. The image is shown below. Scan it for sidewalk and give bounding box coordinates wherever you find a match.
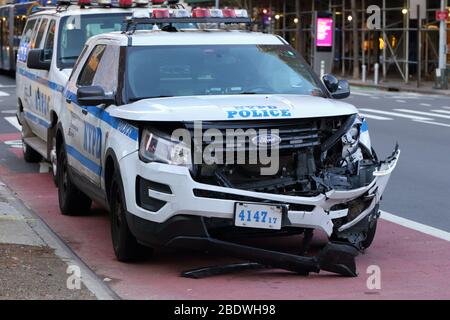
[0,180,115,300]
[348,79,450,96]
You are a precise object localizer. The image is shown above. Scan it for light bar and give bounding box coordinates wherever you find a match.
[118,0,133,7]
[192,8,211,18]
[152,9,170,18]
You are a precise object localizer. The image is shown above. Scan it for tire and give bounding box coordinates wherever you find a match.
[57,144,92,216]
[110,170,152,262]
[22,138,41,163]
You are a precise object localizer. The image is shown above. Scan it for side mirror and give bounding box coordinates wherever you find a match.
[27,49,51,71]
[322,74,350,99]
[77,86,115,106]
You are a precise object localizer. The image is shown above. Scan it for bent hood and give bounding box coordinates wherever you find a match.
[108,94,358,122]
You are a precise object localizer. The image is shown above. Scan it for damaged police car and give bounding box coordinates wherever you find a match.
[55,9,399,277]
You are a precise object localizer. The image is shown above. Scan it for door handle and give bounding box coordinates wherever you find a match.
[81,109,88,115]
[66,98,72,104]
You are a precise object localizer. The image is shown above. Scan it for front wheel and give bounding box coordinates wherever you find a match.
[57,144,92,216]
[110,171,152,262]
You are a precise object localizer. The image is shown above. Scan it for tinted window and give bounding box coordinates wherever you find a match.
[58,14,126,69]
[77,44,106,86]
[43,20,56,60]
[34,18,48,48]
[125,45,324,101]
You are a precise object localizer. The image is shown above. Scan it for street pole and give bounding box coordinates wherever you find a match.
[215,0,219,9]
[437,0,448,89]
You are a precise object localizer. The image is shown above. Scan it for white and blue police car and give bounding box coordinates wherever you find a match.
[16,0,156,183]
[54,8,399,273]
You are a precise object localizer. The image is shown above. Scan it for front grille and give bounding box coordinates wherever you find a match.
[184,119,321,152]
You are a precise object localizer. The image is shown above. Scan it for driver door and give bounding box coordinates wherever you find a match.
[65,44,119,187]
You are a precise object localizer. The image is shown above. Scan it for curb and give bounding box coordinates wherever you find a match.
[348,81,450,97]
[0,179,120,300]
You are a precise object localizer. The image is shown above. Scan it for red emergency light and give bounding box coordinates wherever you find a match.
[222,9,236,18]
[192,8,211,18]
[152,9,170,18]
[78,0,91,6]
[118,0,133,8]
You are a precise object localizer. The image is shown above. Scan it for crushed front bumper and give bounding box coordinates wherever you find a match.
[119,146,400,237]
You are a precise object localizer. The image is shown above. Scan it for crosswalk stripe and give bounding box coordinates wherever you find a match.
[420,103,432,107]
[395,99,406,103]
[414,120,450,128]
[358,108,433,121]
[431,109,450,115]
[351,91,373,97]
[5,116,21,131]
[0,91,10,97]
[360,113,393,120]
[394,109,450,120]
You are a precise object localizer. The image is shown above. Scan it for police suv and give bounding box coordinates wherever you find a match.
[56,8,399,273]
[15,0,157,182]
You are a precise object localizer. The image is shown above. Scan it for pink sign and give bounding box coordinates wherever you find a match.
[316,18,333,47]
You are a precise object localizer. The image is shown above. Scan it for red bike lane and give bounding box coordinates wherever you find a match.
[1,132,449,299]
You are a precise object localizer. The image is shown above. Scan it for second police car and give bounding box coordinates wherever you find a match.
[15,0,164,183]
[30,5,400,275]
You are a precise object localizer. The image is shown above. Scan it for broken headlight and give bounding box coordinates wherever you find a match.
[139,129,192,171]
[341,115,370,166]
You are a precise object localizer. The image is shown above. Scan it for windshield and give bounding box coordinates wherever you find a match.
[57,13,128,68]
[125,45,324,101]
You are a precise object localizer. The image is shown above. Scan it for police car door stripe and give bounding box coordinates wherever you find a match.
[65,90,139,141]
[25,111,51,128]
[17,68,65,93]
[66,144,102,176]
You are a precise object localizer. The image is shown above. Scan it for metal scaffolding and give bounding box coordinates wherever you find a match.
[249,0,450,84]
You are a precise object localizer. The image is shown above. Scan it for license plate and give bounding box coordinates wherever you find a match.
[234,202,284,230]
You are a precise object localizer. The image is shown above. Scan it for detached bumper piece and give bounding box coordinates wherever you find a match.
[171,237,359,278]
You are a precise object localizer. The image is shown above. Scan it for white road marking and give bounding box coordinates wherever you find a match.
[5,116,21,131]
[432,109,450,115]
[414,120,450,128]
[395,99,406,103]
[381,211,450,242]
[358,108,433,121]
[0,91,10,97]
[351,91,373,97]
[395,109,450,120]
[420,103,432,107]
[360,113,393,120]
[369,96,380,99]
[0,84,16,88]
[1,109,17,114]
[443,106,450,110]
